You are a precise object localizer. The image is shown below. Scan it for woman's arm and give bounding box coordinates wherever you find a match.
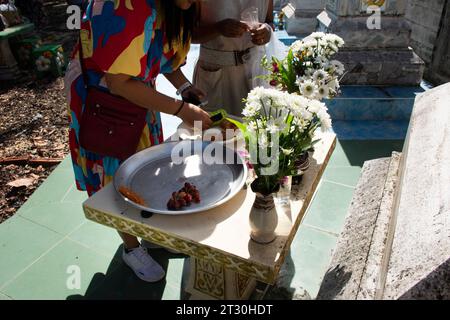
[193,19,250,44]
[163,68,206,105]
[104,73,212,128]
[163,68,191,92]
[192,2,248,44]
[250,1,275,45]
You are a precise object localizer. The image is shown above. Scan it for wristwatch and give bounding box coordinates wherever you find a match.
[176,82,192,96]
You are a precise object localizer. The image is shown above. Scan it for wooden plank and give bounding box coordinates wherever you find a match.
[0,156,63,166]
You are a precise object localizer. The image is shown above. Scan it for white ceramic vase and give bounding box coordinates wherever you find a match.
[249,192,278,244]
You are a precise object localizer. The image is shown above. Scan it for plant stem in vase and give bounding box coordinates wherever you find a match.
[292,152,310,186]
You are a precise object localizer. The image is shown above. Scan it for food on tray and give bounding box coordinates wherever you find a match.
[167,182,201,210]
[209,109,227,126]
[178,109,241,143]
[205,119,239,142]
[119,186,147,206]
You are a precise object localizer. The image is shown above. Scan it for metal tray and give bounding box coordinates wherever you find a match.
[113,140,248,215]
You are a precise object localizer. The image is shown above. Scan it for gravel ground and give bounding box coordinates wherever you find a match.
[0,78,70,223]
[0,1,77,223]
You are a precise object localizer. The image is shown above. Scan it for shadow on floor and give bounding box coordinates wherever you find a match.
[316,264,353,300]
[263,252,311,300]
[339,140,405,167]
[66,245,188,300]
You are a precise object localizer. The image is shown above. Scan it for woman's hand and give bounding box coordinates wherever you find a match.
[178,103,212,129]
[250,23,272,46]
[181,85,207,106]
[216,19,249,38]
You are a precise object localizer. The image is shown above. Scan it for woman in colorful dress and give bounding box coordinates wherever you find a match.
[64,0,211,283]
[193,0,274,116]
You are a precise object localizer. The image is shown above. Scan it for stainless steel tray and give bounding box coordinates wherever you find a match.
[113,141,248,215]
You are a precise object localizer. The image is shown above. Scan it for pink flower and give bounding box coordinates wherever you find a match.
[270,80,278,86]
[272,62,279,73]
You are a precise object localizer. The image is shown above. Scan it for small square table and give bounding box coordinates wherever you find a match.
[83,132,336,299]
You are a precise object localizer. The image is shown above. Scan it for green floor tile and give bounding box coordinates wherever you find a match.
[19,202,86,236]
[327,141,353,167]
[162,283,183,300]
[77,248,175,300]
[303,181,355,235]
[2,238,120,300]
[163,255,188,288]
[323,166,362,187]
[0,292,12,300]
[0,216,62,288]
[18,171,74,212]
[61,185,88,204]
[328,140,404,168]
[285,225,338,298]
[51,157,73,174]
[68,220,122,258]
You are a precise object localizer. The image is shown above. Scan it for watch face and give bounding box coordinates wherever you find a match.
[183,93,201,106]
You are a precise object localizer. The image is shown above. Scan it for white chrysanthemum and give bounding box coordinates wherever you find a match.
[300,80,317,98]
[295,76,305,88]
[307,100,327,114]
[330,60,345,75]
[289,95,312,120]
[292,117,309,130]
[323,34,345,48]
[314,56,327,66]
[317,110,332,131]
[290,40,304,52]
[243,100,262,117]
[317,85,330,100]
[298,107,314,121]
[247,120,258,132]
[308,32,325,40]
[327,78,340,91]
[325,44,338,57]
[313,70,328,82]
[274,116,288,131]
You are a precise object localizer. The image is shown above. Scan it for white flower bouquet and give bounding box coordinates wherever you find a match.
[262,32,345,101]
[231,87,332,194]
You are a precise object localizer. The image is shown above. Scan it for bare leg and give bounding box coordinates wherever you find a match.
[118,231,140,250]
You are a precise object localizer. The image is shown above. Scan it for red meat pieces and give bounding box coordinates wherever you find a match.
[167,182,201,210]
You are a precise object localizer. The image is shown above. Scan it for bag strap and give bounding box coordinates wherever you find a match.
[78,34,89,89]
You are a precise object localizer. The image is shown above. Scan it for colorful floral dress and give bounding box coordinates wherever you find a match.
[64,0,190,196]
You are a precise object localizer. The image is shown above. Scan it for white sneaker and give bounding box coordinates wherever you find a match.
[141,239,179,254]
[122,246,165,282]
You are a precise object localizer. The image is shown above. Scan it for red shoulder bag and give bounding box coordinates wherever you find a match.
[77,40,148,161]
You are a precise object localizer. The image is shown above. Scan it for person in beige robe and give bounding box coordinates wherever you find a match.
[193,0,274,116]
